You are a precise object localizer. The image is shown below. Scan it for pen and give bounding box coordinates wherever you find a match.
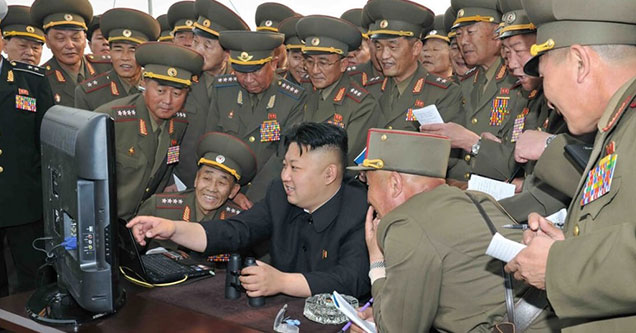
[502,224,529,230]
[340,297,374,332]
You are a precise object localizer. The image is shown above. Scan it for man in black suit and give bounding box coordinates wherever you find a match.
[128,123,370,298]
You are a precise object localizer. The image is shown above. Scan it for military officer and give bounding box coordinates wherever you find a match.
[340,9,371,68]
[297,15,381,165]
[157,14,173,43]
[363,0,463,132]
[74,8,159,111]
[444,7,473,81]
[421,15,452,79]
[205,30,306,202]
[348,129,556,332]
[167,1,196,48]
[86,15,110,58]
[505,0,636,330]
[277,16,311,88]
[0,0,55,296]
[254,2,296,71]
[1,5,45,65]
[138,131,257,257]
[422,0,524,181]
[95,42,203,220]
[173,0,249,189]
[31,0,111,106]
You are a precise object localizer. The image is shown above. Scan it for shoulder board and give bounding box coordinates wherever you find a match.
[155,193,188,208]
[345,82,369,103]
[9,61,45,76]
[80,72,111,93]
[495,63,508,81]
[214,74,238,88]
[278,78,304,100]
[602,93,636,133]
[346,65,361,74]
[172,111,188,123]
[110,104,138,121]
[299,74,312,83]
[365,75,384,86]
[86,54,112,64]
[425,74,452,89]
[460,67,478,81]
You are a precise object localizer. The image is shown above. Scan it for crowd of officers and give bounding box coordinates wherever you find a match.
[1,0,635,331]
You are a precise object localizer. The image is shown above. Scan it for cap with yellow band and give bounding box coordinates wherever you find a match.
[1,6,45,43]
[193,0,248,40]
[136,42,203,88]
[31,0,93,32]
[296,15,362,57]
[522,0,636,77]
[443,7,458,39]
[156,14,173,42]
[196,132,257,186]
[101,8,160,46]
[340,8,368,39]
[347,128,451,178]
[220,31,284,73]
[424,15,450,43]
[167,1,196,36]
[450,0,502,30]
[278,16,304,51]
[496,0,535,39]
[363,0,435,40]
[255,2,295,32]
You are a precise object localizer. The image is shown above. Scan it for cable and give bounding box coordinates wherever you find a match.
[119,266,188,288]
[32,237,53,257]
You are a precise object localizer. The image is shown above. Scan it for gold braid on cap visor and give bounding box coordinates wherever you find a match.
[500,23,536,34]
[229,56,273,65]
[366,29,414,37]
[198,157,241,181]
[193,22,219,37]
[531,38,555,56]
[257,26,278,32]
[301,46,344,54]
[2,31,45,42]
[143,72,192,86]
[43,21,87,30]
[453,15,495,25]
[109,36,145,45]
[361,159,384,169]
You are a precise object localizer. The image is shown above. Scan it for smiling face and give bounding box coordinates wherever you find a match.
[45,28,86,66]
[286,50,307,83]
[194,165,240,216]
[110,42,141,80]
[455,22,501,67]
[143,79,189,122]
[502,34,541,91]
[373,37,421,82]
[305,53,347,89]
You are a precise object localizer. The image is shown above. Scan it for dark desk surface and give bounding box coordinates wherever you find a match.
[0,270,346,332]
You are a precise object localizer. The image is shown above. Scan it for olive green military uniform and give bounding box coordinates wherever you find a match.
[277,16,313,91]
[348,129,556,332]
[347,61,385,100]
[173,0,249,188]
[167,1,196,37]
[74,8,160,111]
[205,31,306,202]
[156,14,172,42]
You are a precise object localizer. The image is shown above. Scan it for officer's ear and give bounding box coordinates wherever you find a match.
[388,171,404,198]
[339,56,349,73]
[411,38,423,59]
[571,45,592,84]
[228,182,241,199]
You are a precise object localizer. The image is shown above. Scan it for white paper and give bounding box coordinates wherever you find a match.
[173,174,187,192]
[467,175,516,201]
[413,104,444,125]
[332,291,377,333]
[546,208,567,228]
[485,232,527,263]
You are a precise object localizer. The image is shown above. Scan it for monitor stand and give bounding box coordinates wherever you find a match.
[25,283,126,327]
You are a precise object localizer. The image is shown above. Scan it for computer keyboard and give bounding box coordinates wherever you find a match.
[141,254,210,283]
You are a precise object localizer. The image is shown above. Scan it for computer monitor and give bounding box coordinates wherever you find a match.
[27,106,125,325]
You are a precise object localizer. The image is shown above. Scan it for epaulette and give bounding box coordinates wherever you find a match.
[601,93,636,133]
[214,74,238,88]
[219,201,242,220]
[345,82,369,103]
[110,105,138,122]
[365,75,384,87]
[300,73,311,83]
[425,74,452,89]
[346,65,361,74]
[172,111,188,123]
[86,54,112,64]
[9,61,45,76]
[278,78,304,100]
[79,72,111,93]
[155,193,188,208]
[495,63,508,81]
[461,67,478,81]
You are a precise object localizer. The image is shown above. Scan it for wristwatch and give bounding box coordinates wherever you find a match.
[545,134,557,148]
[471,138,482,156]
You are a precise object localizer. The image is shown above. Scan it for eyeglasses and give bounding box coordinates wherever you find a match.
[304,58,340,71]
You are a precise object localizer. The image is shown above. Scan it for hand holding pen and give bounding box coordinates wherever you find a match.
[340,297,374,332]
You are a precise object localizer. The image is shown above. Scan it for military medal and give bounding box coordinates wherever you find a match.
[405,108,416,121]
[489,96,510,126]
[18,88,29,95]
[228,110,234,119]
[580,153,617,206]
[414,99,425,108]
[15,95,37,112]
[260,113,281,142]
[328,113,345,128]
[167,145,180,164]
[510,108,530,142]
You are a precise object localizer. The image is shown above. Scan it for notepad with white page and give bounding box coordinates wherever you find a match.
[332,291,377,333]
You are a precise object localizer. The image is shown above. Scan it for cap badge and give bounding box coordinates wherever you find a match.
[311,37,320,46]
[167,67,178,77]
[185,20,193,26]
[379,19,389,29]
[265,20,273,27]
[203,19,211,27]
[123,29,132,37]
[64,14,73,21]
[238,52,253,62]
[457,9,464,18]
[216,155,226,164]
[26,26,35,33]
[504,12,516,24]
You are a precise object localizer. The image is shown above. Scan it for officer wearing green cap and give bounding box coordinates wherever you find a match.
[157,14,173,42]
[31,0,111,106]
[421,15,453,79]
[363,0,463,132]
[297,15,381,166]
[1,5,45,65]
[348,128,556,332]
[95,42,203,220]
[423,0,524,182]
[172,0,249,190]
[445,6,473,81]
[74,8,159,111]
[205,30,306,202]
[86,15,110,58]
[168,1,196,48]
[277,16,311,88]
[503,0,636,330]
[255,2,296,72]
[0,0,55,297]
[138,131,256,259]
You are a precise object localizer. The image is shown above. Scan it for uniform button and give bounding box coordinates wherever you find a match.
[247,182,252,186]
[471,118,478,124]
[0,149,3,156]
[462,98,466,105]
[145,188,150,193]
[0,166,3,173]
[464,154,471,162]
[387,126,393,130]
[249,136,255,142]
[573,224,580,236]
[464,172,470,179]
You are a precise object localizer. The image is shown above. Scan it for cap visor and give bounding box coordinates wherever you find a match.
[346,165,374,172]
[523,54,541,77]
[231,63,265,73]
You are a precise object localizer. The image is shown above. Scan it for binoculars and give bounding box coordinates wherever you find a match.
[225,253,265,307]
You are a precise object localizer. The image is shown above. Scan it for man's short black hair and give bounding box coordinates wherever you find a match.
[283,122,348,171]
